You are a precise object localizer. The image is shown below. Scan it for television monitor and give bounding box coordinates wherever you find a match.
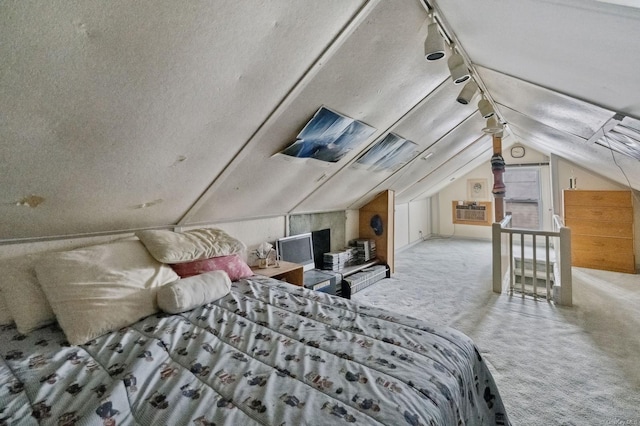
[311,228,331,269]
[276,232,315,272]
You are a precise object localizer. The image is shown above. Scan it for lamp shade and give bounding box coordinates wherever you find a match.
[456,80,478,105]
[424,22,445,61]
[477,97,495,119]
[447,51,470,84]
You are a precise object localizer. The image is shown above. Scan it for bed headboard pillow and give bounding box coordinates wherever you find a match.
[34,240,180,346]
[0,254,56,334]
[0,291,13,325]
[157,270,232,314]
[170,254,253,281]
[135,228,246,264]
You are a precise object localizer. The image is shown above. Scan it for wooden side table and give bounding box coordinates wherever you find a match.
[251,260,304,286]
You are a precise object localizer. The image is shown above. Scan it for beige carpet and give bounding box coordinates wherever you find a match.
[352,237,640,426]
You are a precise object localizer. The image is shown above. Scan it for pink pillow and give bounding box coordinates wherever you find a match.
[170,254,253,281]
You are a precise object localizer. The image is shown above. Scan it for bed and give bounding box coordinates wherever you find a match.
[0,230,509,425]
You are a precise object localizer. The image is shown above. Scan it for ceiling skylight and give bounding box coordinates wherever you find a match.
[595,116,640,160]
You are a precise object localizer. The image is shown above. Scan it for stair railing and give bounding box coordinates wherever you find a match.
[492,214,572,306]
[552,214,572,307]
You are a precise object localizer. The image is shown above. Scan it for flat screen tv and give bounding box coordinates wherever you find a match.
[311,228,330,269]
[276,232,315,272]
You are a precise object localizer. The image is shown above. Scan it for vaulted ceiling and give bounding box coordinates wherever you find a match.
[2,0,639,241]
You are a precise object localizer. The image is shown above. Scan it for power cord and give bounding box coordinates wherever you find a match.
[603,133,640,205]
[425,224,456,239]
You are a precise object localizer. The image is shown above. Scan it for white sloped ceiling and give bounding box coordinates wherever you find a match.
[435,0,640,189]
[1,0,640,241]
[179,0,459,225]
[0,1,368,239]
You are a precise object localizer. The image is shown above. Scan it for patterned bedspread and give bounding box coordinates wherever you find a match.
[0,276,509,425]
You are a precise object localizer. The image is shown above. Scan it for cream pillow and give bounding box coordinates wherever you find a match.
[0,290,13,325]
[157,270,231,314]
[34,240,179,345]
[0,254,56,333]
[135,228,246,264]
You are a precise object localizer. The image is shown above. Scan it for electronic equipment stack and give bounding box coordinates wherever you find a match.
[351,238,376,263]
[323,248,356,271]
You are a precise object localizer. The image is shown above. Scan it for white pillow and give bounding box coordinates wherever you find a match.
[0,290,13,325]
[0,254,56,333]
[34,240,179,345]
[135,228,246,264]
[157,270,231,314]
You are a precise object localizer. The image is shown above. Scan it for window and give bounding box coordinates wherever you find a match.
[504,167,541,229]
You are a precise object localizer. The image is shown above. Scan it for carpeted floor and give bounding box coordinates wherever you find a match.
[352,237,640,426]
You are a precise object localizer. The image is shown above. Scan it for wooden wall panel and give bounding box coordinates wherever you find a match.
[564,190,635,274]
[359,190,395,273]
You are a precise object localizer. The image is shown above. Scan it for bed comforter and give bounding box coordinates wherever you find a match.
[0,276,509,425]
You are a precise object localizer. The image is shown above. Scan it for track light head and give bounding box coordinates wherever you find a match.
[424,21,445,61]
[447,48,470,84]
[477,97,495,119]
[456,80,478,105]
[482,117,503,135]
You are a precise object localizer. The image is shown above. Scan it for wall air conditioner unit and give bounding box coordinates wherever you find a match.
[452,201,492,226]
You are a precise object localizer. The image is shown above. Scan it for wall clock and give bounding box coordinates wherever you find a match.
[510,146,525,158]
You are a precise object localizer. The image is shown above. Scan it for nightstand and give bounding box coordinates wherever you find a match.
[251,261,304,286]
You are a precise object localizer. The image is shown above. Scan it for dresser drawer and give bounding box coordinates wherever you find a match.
[572,234,633,252]
[572,249,636,274]
[563,190,632,207]
[564,206,632,222]
[565,218,633,238]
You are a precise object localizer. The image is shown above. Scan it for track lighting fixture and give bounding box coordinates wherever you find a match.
[456,79,478,105]
[482,117,503,135]
[477,96,495,119]
[424,16,445,61]
[447,45,470,85]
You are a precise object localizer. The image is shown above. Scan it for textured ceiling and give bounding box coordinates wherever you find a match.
[1,0,639,241]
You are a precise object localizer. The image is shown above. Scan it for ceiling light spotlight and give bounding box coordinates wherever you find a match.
[447,45,470,84]
[477,96,495,119]
[456,79,478,105]
[482,117,503,135]
[424,16,445,61]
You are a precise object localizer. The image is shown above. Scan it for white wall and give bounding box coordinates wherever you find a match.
[345,209,360,244]
[437,164,495,240]
[409,199,430,241]
[395,203,409,249]
[394,198,430,251]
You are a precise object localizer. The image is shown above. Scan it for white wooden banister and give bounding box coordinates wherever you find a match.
[492,214,512,293]
[554,215,572,307]
[492,213,572,306]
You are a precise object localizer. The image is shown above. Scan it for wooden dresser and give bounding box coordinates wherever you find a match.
[563,190,635,273]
